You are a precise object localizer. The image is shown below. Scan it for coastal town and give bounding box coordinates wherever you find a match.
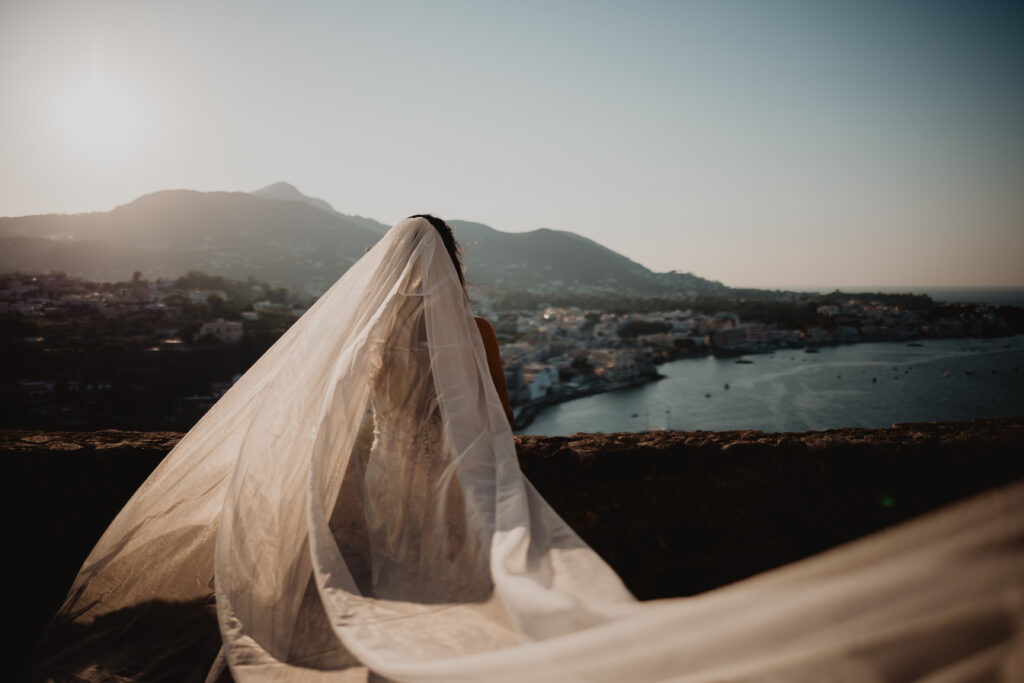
[2,271,1021,430]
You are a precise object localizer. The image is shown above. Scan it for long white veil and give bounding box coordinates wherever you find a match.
[33,217,1024,682]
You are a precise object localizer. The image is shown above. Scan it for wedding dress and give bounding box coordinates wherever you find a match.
[32,217,1024,682]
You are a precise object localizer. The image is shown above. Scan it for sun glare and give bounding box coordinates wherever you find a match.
[55,77,145,162]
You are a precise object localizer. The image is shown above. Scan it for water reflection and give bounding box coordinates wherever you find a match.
[519,336,1024,435]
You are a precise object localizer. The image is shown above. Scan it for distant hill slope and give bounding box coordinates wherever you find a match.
[0,185,760,298]
[0,189,380,293]
[250,182,338,215]
[249,182,392,235]
[452,220,728,297]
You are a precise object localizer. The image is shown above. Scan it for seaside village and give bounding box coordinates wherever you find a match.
[2,272,1014,428]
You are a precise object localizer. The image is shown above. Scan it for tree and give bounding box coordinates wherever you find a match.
[207,293,226,318]
[618,320,670,338]
[266,287,289,304]
[571,355,592,370]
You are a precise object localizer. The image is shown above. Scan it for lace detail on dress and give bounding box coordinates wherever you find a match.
[327,304,492,606]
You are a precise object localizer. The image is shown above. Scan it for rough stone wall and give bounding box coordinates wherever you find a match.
[8,417,1023,672]
[515,418,1024,600]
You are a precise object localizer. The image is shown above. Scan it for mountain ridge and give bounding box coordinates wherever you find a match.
[250,182,338,216]
[1,184,757,298]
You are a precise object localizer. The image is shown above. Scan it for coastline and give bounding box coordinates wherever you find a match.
[514,331,1024,432]
[513,371,666,430]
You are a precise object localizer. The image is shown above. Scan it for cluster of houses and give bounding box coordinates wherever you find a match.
[805,302,1003,344]
[484,301,1012,420]
[3,273,1014,428]
[0,273,306,349]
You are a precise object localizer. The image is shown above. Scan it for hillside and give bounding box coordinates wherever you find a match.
[2,184,749,298]
[0,188,380,293]
[453,220,729,297]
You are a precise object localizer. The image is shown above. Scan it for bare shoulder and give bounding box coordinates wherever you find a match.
[474,316,499,350]
[474,315,495,336]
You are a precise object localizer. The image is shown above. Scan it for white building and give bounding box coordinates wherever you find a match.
[199,318,244,343]
[523,363,560,401]
[253,300,280,312]
[591,349,640,383]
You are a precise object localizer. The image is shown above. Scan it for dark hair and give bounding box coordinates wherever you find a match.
[408,214,466,290]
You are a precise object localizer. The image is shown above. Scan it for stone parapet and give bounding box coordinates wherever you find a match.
[9,417,1023,672]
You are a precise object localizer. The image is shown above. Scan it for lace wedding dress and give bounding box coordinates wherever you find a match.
[32,217,1024,682]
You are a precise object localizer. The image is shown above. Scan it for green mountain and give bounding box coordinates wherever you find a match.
[451,221,728,297]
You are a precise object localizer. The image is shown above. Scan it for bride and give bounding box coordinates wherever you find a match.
[31,216,1024,682]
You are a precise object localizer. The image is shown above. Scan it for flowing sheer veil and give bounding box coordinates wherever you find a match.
[33,217,1024,682]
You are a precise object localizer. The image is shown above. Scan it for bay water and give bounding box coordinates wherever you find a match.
[518,335,1024,435]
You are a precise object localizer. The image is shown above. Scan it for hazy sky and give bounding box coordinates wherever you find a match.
[1,1,1021,289]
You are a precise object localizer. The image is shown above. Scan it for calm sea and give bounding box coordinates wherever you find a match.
[518,335,1024,435]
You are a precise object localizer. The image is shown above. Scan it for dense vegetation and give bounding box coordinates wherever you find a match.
[492,290,938,330]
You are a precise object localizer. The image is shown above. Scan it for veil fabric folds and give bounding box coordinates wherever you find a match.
[35,217,1024,682]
